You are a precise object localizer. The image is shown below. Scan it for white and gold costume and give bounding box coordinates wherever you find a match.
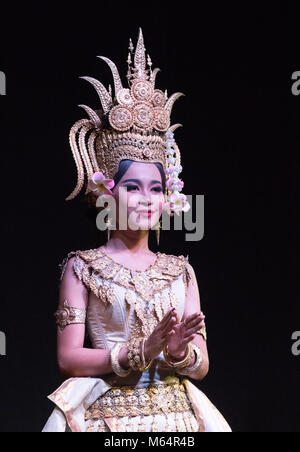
[42,248,231,432]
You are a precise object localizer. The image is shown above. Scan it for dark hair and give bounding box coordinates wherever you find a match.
[83,159,165,212]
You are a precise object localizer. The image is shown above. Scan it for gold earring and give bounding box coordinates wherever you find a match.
[156,221,161,247]
[105,217,111,242]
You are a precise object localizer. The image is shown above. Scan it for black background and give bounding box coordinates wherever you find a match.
[0,2,299,432]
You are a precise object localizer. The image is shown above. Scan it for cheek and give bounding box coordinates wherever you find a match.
[153,194,165,212]
[115,190,164,214]
[118,192,140,212]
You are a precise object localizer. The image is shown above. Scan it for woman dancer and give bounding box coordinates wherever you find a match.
[42,29,231,432]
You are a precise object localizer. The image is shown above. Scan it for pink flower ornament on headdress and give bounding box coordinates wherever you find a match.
[163,131,191,216]
[88,172,115,197]
[164,193,191,216]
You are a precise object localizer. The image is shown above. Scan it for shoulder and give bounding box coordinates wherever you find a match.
[185,261,196,277]
[156,252,189,277]
[58,247,100,281]
[58,247,102,299]
[160,251,189,266]
[165,253,197,285]
[159,251,187,261]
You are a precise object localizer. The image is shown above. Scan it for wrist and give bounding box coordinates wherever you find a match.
[167,345,188,360]
[144,339,151,362]
[118,345,130,370]
[163,343,194,370]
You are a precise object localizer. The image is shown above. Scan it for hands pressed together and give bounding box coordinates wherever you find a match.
[144,308,205,362]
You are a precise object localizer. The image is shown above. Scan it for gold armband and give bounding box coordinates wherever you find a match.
[54,299,86,331]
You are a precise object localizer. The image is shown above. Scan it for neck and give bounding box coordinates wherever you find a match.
[104,229,151,254]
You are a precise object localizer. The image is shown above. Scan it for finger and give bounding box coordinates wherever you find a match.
[162,308,175,322]
[182,334,196,344]
[163,315,177,333]
[162,319,178,340]
[166,329,175,338]
[174,311,180,323]
[186,313,199,322]
[164,308,176,321]
[158,308,176,329]
[160,315,175,334]
[184,322,205,337]
[190,318,205,330]
[185,317,204,329]
[183,312,202,326]
[162,328,175,341]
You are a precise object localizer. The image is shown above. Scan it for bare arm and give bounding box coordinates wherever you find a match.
[57,257,130,378]
[180,262,210,381]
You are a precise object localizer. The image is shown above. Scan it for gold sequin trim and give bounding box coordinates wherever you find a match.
[84,378,200,432]
[69,247,187,302]
[59,248,188,341]
[183,260,193,297]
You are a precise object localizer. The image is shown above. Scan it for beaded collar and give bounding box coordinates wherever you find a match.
[59,247,189,304]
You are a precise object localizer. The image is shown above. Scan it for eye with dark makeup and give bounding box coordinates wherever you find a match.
[125,184,163,193]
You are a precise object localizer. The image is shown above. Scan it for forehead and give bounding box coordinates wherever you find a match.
[122,161,162,180]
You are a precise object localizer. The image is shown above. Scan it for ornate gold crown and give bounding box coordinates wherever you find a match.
[66,28,185,205]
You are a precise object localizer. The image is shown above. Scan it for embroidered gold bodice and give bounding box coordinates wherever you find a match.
[59,247,191,353]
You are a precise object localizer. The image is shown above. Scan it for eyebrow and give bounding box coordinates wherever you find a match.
[121,178,162,185]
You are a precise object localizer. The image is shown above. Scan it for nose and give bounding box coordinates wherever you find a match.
[139,190,153,206]
[139,198,152,208]
[140,194,152,207]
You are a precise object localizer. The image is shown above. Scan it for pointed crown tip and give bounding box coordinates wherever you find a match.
[138,27,144,38]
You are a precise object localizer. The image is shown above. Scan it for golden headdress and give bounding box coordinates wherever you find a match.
[66,28,189,215]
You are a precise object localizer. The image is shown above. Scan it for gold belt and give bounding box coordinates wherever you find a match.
[85,378,193,420]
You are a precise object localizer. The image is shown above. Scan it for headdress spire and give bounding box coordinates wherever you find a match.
[133,27,148,80]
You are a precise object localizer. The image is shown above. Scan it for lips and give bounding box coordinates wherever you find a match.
[138,209,154,217]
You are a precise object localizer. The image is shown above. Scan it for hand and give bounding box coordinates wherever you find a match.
[166,311,205,359]
[144,308,177,362]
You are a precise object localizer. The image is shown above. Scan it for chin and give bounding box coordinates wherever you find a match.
[129,218,156,231]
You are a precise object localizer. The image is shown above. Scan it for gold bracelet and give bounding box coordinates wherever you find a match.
[110,343,132,377]
[141,338,152,371]
[176,343,204,376]
[127,337,153,372]
[127,337,143,371]
[163,343,194,369]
